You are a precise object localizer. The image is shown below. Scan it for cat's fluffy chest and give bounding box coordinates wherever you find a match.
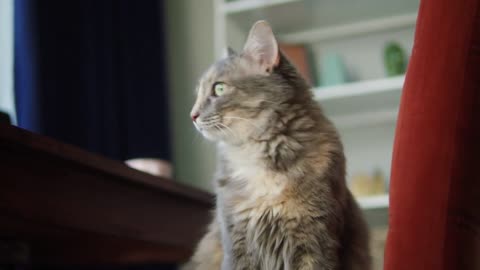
[222,143,289,204]
[217,144,297,264]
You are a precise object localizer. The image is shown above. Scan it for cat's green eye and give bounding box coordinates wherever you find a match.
[213,82,226,96]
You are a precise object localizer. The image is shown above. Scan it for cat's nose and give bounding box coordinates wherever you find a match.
[191,112,200,122]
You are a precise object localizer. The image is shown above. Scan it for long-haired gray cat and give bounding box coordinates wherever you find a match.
[186,21,371,270]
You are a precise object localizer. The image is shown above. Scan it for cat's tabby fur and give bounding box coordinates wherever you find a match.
[186,21,371,270]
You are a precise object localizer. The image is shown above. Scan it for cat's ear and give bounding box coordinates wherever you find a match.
[243,21,280,72]
[222,47,237,58]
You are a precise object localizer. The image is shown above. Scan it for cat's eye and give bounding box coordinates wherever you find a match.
[212,82,226,96]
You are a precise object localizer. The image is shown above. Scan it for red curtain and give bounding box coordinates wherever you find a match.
[384,0,480,269]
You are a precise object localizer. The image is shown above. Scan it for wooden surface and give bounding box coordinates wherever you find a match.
[0,123,214,265]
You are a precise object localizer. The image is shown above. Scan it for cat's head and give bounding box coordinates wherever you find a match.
[191,21,310,144]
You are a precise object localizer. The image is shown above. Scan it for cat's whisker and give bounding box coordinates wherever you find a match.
[215,122,238,141]
[191,126,207,147]
[201,115,221,124]
[213,123,229,139]
[192,129,202,142]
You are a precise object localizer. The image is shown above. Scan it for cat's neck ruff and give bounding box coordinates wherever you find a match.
[219,141,289,200]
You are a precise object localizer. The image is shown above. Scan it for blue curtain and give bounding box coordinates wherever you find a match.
[14,0,171,161]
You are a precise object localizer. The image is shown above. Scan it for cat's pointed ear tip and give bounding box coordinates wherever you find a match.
[253,20,269,25]
[251,20,272,30]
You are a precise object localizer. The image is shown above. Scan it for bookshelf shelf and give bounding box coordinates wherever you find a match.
[223,0,300,14]
[357,194,389,209]
[314,76,404,121]
[280,13,417,43]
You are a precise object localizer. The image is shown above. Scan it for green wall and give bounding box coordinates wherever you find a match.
[165,0,217,191]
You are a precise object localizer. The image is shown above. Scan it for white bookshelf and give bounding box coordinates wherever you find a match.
[215,0,420,212]
[280,13,417,43]
[314,76,403,127]
[217,0,419,48]
[330,109,399,130]
[222,0,300,14]
[314,75,404,100]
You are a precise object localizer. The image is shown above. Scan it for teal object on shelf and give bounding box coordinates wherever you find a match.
[321,53,346,86]
[384,42,407,76]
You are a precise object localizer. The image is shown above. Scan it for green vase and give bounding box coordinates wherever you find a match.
[384,42,407,76]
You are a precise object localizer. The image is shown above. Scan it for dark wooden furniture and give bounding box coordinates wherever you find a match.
[0,123,213,265]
